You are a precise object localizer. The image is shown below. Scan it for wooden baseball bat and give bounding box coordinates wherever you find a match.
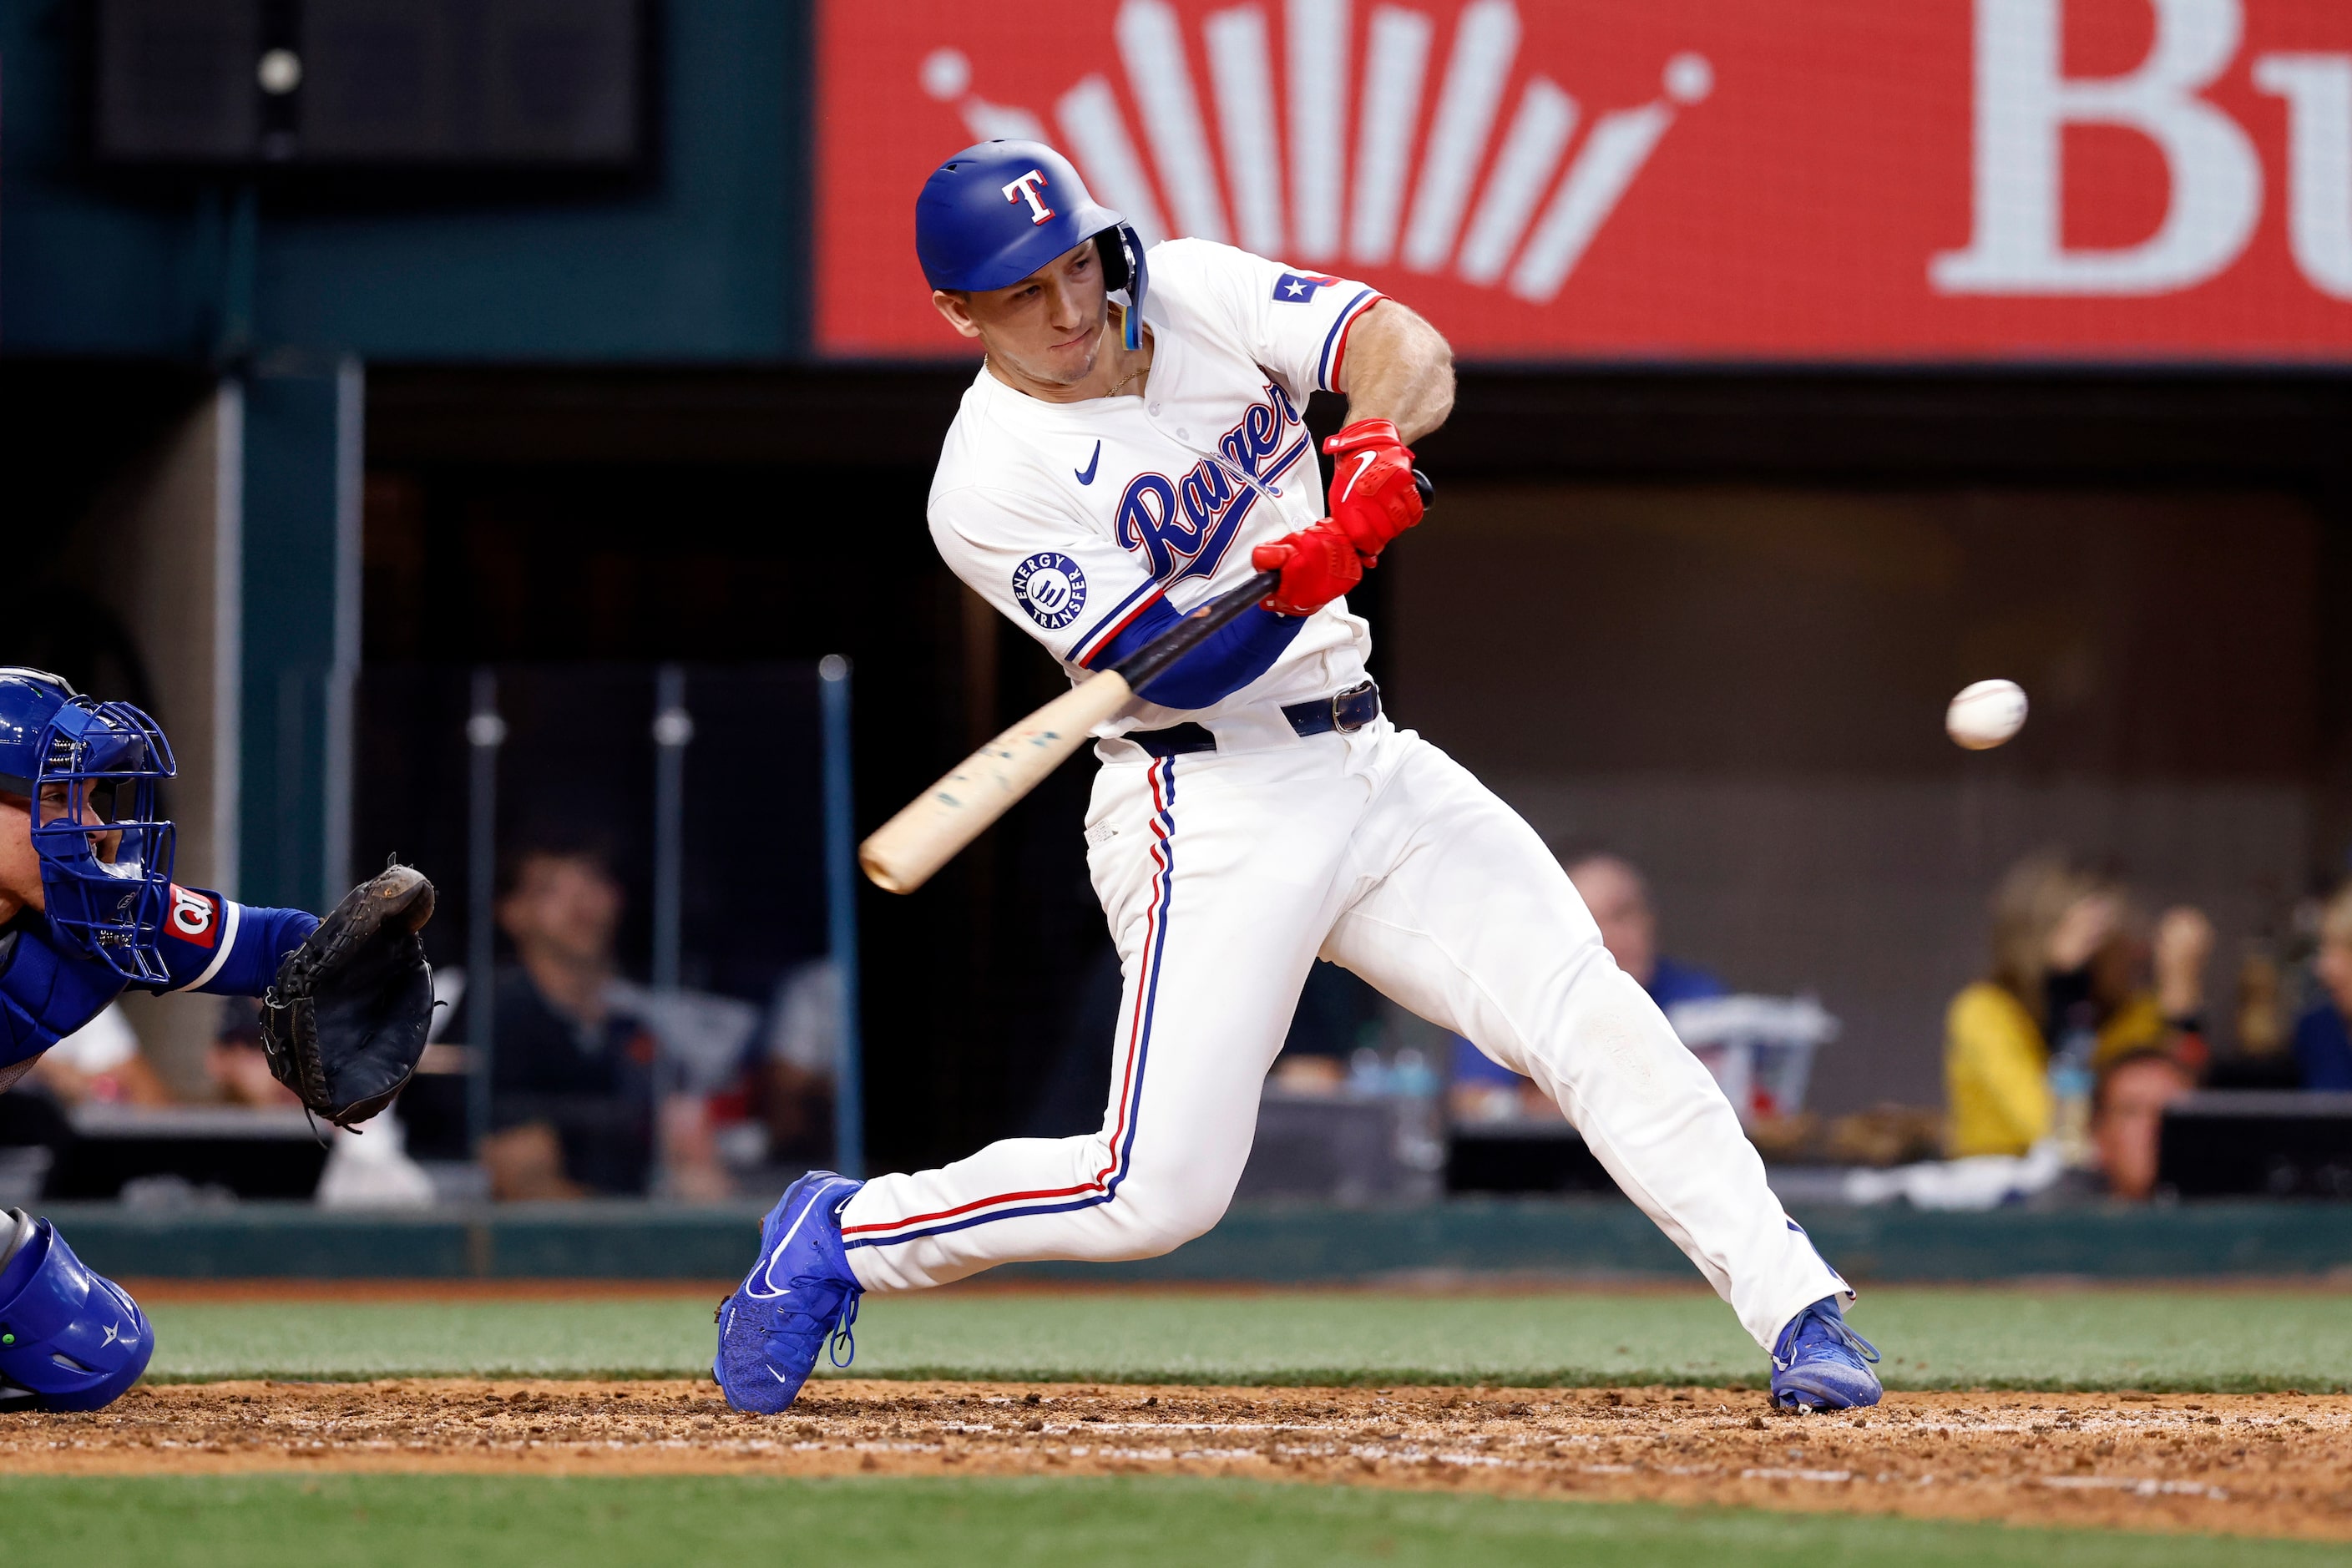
[858,569,1280,893]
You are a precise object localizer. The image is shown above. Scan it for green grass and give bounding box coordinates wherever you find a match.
[140,1287,2352,1392]
[0,1474,2328,1567]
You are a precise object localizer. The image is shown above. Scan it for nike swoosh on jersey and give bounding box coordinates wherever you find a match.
[1075,440,1102,485]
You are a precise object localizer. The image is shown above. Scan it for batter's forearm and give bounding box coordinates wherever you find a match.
[1340,302,1454,444]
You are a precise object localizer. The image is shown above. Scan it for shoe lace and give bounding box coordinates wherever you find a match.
[826,1285,861,1369]
[1817,1311,1880,1366]
[1776,1304,1880,1371]
[779,1272,862,1369]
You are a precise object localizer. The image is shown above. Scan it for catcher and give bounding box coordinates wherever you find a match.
[0,667,435,1412]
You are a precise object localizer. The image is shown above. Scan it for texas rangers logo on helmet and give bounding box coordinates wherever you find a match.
[1001,169,1055,225]
[1012,551,1088,629]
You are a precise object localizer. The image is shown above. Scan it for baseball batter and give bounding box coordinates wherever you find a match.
[716,140,1883,1414]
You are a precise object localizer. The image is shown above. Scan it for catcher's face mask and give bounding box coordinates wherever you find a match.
[26,697,178,984]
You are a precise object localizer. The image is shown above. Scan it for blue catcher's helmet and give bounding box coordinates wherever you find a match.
[0,668,178,984]
[0,1208,154,1412]
[915,139,1152,351]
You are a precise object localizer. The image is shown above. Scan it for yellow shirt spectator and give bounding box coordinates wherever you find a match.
[1944,983,2168,1157]
[1945,983,2048,1157]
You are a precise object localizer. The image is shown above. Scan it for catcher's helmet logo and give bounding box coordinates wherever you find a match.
[165,884,218,947]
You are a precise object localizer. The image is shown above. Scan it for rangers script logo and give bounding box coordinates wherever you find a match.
[1115,382,1308,584]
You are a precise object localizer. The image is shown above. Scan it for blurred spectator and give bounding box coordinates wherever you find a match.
[210,997,298,1108]
[444,842,727,1200]
[1449,851,1725,1121]
[2234,948,2289,1060]
[760,957,843,1162]
[1566,852,1728,1009]
[2091,1047,2197,1201]
[2290,883,2352,1090]
[1945,852,2211,1159]
[31,1002,172,1106]
[2199,939,2304,1090]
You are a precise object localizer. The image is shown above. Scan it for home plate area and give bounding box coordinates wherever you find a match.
[8,1381,2349,1541]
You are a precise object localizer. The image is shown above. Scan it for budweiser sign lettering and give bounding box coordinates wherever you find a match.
[817,0,2352,359]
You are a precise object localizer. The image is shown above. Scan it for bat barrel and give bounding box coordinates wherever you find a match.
[857,671,1136,894]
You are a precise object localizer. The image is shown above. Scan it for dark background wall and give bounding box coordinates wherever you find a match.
[1,0,804,362]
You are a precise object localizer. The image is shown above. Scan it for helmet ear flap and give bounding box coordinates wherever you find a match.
[1097,224,1149,352]
[1093,230,1131,292]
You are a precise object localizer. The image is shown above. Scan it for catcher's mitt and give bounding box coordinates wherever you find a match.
[261,862,437,1128]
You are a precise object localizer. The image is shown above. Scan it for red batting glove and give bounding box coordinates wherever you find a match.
[1252,521,1363,617]
[1322,418,1423,564]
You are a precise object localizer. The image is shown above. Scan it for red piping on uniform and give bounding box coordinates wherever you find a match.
[1091,764,1171,1186]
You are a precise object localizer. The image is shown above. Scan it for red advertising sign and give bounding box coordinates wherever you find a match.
[816,0,2352,362]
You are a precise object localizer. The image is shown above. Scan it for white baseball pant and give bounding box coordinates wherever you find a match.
[837,714,1848,1351]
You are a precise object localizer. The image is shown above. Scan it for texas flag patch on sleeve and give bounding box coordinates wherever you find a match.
[164,883,222,948]
[1272,271,1338,302]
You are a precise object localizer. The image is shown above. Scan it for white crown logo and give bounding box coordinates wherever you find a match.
[921,0,1711,303]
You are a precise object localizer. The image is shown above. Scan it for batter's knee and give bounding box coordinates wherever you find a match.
[1102,1176,1232,1260]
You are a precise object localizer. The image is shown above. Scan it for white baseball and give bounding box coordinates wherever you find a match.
[1946,679,2028,750]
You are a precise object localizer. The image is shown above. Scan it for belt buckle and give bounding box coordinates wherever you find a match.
[1330,680,1375,734]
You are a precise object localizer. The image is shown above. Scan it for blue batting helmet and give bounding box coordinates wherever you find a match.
[0,668,178,984]
[915,139,1151,350]
[0,1209,154,1413]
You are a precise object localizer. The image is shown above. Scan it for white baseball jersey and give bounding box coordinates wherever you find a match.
[928,238,1387,732]
[837,236,1854,1361]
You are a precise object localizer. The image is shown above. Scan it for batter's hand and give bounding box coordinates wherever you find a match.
[1252,521,1363,616]
[1322,418,1423,564]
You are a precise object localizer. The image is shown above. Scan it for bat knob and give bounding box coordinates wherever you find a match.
[1412,469,1434,508]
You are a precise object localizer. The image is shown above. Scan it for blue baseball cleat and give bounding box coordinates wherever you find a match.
[1770,1294,1882,1411]
[714,1171,864,1414]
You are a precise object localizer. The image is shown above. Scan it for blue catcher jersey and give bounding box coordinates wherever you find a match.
[0,891,319,1085]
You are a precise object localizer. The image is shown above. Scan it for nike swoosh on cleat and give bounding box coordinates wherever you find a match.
[746,1177,856,1299]
[1075,440,1101,485]
[770,1368,792,1383]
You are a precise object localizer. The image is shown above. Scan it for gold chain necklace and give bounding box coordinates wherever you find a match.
[1105,356,1151,399]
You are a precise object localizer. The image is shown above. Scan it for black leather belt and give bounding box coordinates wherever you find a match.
[1126,681,1380,759]
[1286,679,1383,738]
